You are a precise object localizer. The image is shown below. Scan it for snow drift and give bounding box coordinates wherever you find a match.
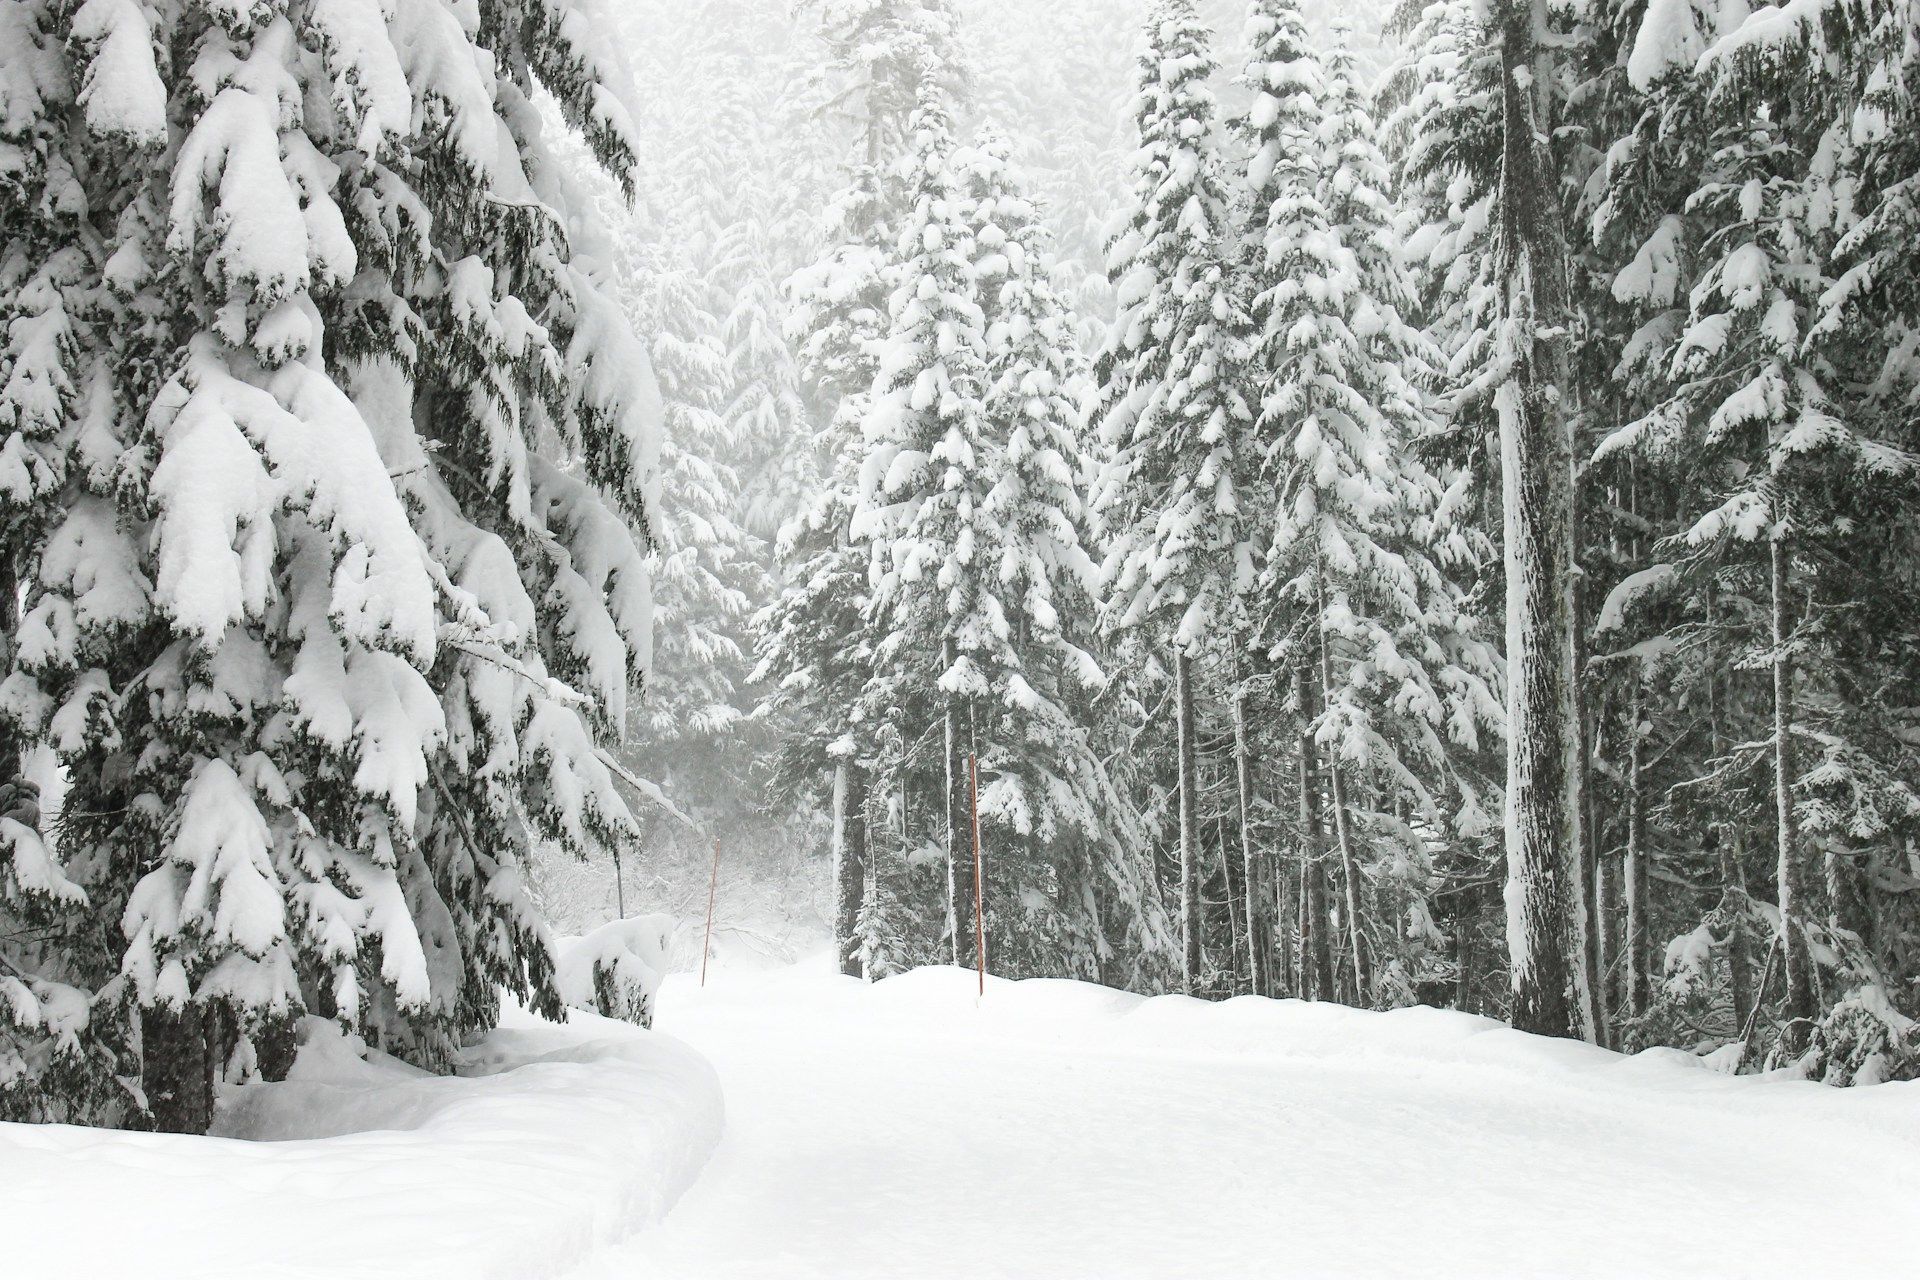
[3,1003,722,1280]
[580,961,1920,1279]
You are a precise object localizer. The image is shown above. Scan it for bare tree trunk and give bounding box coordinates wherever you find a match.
[1722,828,1751,1037]
[1272,861,1294,996]
[1624,682,1650,1022]
[1771,533,1815,1054]
[1232,678,1268,996]
[1316,612,1369,1004]
[1492,0,1592,1042]
[1296,666,1334,1000]
[942,638,967,969]
[1174,647,1203,994]
[1218,804,1241,992]
[1707,595,1750,1036]
[1594,845,1617,1046]
[1589,722,1613,1048]
[1455,892,1477,1014]
[1272,756,1295,997]
[832,760,869,979]
[1572,502,1602,1026]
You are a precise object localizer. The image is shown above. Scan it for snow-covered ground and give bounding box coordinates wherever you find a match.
[3,1004,721,1280]
[575,962,1920,1279]
[7,962,1916,1278]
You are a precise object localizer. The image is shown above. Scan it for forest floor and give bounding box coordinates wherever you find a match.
[573,960,1919,1279]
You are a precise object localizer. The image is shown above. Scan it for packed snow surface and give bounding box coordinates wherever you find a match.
[3,1004,721,1280]
[576,961,1920,1279]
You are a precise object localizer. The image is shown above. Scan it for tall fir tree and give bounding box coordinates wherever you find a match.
[1094,0,1253,994]
[0,0,661,1129]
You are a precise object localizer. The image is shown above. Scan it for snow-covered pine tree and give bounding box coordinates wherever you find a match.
[955,127,1170,981]
[1240,8,1498,1008]
[716,218,817,543]
[612,239,761,802]
[1691,0,1920,1083]
[0,0,660,1131]
[1598,111,1920,1065]
[758,0,963,980]
[1231,0,1330,1001]
[1094,0,1254,995]
[854,88,998,970]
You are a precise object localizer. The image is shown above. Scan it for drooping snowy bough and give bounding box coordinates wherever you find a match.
[0,0,661,1131]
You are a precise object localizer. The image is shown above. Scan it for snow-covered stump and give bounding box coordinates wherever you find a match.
[556,916,676,1028]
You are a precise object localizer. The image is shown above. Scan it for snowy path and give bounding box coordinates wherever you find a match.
[575,964,1919,1279]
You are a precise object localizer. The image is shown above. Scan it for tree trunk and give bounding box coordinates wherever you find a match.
[1770,533,1815,1054]
[142,1005,214,1135]
[1624,683,1650,1022]
[1218,804,1241,992]
[1492,0,1592,1042]
[1174,648,1203,994]
[1232,679,1268,996]
[832,759,870,979]
[1316,614,1370,1005]
[1272,859,1294,997]
[1589,720,1613,1048]
[1271,759,1295,997]
[942,638,967,970]
[1572,566,1601,1027]
[1296,666,1334,1000]
[1593,844,1617,1047]
[1722,828,1751,1039]
[1707,598,1750,1037]
[1455,889,1477,1014]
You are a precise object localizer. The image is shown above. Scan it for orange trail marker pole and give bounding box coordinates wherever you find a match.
[970,753,986,998]
[701,837,720,987]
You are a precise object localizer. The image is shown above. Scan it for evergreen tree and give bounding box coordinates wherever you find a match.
[855,91,998,969]
[1246,13,1499,1007]
[0,0,660,1130]
[1093,0,1253,994]
[610,242,765,825]
[757,0,964,979]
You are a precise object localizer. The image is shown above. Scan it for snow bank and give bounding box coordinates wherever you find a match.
[849,965,1920,1131]
[580,961,1919,1279]
[2,1003,722,1280]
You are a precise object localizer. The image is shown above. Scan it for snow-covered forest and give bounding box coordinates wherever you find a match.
[2,0,1917,1273]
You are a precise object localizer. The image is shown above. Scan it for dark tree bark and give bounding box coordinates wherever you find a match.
[1492,0,1592,1042]
[1771,534,1815,1053]
[142,1005,214,1135]
[833,759,870,979]
[1231,679,1268,996]
[254,1015,299,1084]
[1217,804,1241,992]
[1624,682,1650,1023]
[1296,667,1334,1000]
[1174,648,1203,993]
[1316,610,1370,1004]
[1721,828,1751,1039]
[942,638,969,969]
[1589,714,1614,1047]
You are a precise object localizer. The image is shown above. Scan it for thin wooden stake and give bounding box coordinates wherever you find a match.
[970,752,986,998]
[701,837,721,987]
